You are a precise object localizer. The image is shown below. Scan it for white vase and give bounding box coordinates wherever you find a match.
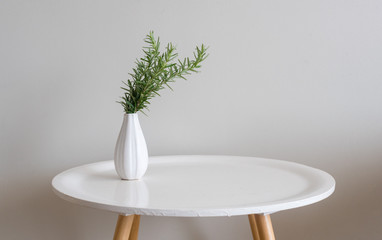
[114,113,148,180]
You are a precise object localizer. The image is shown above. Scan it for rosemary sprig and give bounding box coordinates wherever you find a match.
[118,31,208,114]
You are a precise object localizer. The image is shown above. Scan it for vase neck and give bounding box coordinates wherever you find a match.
[124,113,138,117]
[123,113,139,122]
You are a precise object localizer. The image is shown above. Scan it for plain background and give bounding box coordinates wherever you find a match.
[1,0,381,239]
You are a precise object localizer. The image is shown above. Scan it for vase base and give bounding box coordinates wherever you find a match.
[119,177,142,181]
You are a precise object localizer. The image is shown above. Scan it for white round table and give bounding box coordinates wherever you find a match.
[52,155,335,240]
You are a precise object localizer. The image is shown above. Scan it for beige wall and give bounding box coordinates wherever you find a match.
[1,0,382,239]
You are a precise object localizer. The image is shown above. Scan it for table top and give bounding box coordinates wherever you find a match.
[52,155,335,217]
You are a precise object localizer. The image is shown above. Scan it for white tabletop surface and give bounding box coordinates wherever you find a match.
[52,155,335,217]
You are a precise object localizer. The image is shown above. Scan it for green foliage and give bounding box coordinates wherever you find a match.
[118,31,208,114]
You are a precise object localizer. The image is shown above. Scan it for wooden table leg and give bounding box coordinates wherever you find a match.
[128,215,141,240]
[113,215,135,240]
[248,214,261,240]
[253,214,276,240]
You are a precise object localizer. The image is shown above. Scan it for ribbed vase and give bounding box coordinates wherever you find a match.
[114,113,148,180]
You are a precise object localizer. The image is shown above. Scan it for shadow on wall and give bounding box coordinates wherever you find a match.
[140,215,251,240]
[1,179,77,239]
[1,176,117,240]
[274,160,382,240]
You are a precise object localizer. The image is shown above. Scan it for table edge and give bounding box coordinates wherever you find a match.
[52,155,336,217]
